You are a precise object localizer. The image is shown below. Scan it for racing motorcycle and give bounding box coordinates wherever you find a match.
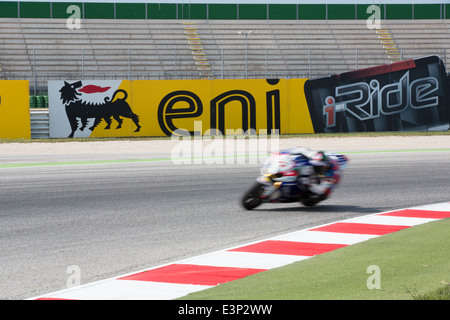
[241,148,349,210]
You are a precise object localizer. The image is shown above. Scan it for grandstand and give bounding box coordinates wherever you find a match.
[0,2,449,91]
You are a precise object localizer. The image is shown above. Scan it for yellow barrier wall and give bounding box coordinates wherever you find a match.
[49,79,313,138]
[0,80,31,139]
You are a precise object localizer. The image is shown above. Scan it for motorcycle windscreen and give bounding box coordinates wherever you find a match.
[304,55,450,133]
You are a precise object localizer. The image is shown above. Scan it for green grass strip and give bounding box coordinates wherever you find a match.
[1,146,450,169]
[181,218,450,300]
[344,148,450,154]
[0,158,172,169]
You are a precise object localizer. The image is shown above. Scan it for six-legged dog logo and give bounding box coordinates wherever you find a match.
[59,81,141,138]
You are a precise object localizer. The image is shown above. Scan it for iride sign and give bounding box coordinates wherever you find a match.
[323,70,439,128]
[304,55,450,133]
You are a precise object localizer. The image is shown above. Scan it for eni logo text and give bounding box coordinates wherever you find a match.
[157,86,281,136]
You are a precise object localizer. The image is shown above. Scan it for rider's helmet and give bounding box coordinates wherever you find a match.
[310,151,330,175]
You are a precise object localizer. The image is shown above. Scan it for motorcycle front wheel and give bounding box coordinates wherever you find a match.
[241,182,265,210]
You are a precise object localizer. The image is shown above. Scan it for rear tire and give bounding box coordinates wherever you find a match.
[241,182,265,210]
[300,198,321,207]
[300,194,327,207]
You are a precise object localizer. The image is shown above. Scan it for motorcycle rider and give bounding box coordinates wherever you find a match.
[261,147,341,200]
[301,150,341,199]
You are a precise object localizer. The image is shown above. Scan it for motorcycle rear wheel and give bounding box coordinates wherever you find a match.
[300,194,327,207]
[241,182,265,210]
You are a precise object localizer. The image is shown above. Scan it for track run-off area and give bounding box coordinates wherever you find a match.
[0,135,449,300]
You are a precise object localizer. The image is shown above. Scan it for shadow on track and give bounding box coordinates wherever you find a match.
[247,204,389,215]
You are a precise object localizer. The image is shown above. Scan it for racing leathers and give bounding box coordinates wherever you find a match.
[298,154,340,199]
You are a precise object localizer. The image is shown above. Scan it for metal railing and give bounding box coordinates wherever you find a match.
[1,47,448,95]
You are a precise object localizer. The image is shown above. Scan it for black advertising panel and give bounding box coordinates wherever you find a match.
[304,55,450,133]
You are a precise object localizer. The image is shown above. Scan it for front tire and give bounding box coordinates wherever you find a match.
[241,182,265,210]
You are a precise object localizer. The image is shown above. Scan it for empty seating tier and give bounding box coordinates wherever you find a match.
[0,18,448,91]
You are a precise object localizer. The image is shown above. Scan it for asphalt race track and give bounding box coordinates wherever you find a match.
[1,148,450,299]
